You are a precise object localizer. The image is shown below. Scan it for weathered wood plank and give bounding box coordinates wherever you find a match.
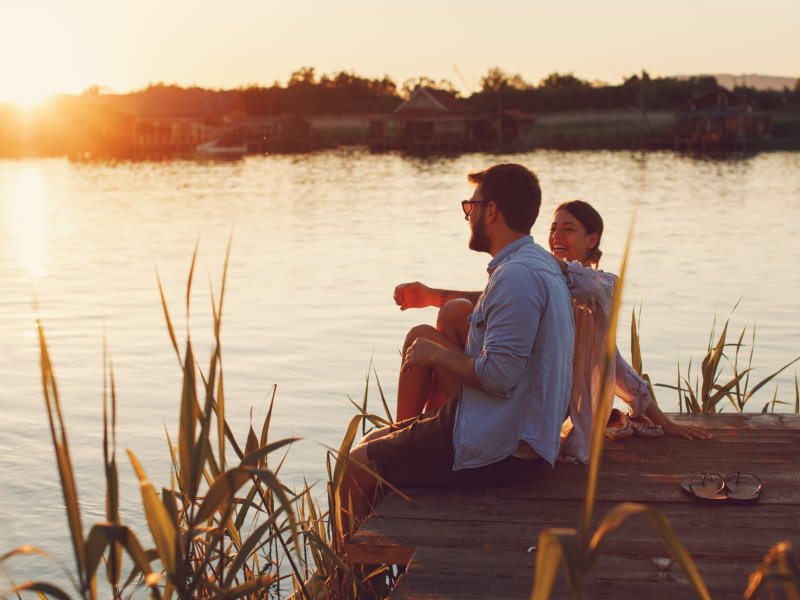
[346,415,800,598]
[353,509,797,561]
[391,548,756,599]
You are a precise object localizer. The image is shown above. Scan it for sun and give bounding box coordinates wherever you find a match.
[3,86,55,109]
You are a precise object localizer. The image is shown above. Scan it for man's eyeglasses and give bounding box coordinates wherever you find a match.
[461,200,489,218]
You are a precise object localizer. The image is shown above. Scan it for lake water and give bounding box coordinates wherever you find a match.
[1,150,799,588]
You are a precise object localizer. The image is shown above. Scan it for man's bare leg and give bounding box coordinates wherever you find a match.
[396,324,462,421]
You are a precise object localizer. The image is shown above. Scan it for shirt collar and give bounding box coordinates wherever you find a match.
[487,235,534,274]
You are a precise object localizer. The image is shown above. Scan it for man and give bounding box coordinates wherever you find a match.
[339,163,574,531]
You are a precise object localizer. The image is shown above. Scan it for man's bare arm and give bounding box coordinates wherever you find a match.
[394,281,481,310]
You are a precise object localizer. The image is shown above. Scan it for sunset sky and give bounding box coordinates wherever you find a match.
[2,0,798,105]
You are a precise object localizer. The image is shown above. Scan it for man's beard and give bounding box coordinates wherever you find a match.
[468,212,490,252]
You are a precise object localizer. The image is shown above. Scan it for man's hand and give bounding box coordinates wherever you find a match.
[402,337,482,390]
[402,337,442,370]
[394,281,437,310]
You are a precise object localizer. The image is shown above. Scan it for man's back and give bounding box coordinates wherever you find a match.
[454,237,574,468]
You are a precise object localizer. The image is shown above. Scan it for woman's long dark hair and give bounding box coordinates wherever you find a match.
[555,200,604,266]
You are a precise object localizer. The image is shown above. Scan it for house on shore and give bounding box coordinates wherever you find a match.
[76,87,313,159]
[228,94,313,153]
[78,87,237,158]
[674,87,771,151]
[366,87,495,153]
[494,109,537,145]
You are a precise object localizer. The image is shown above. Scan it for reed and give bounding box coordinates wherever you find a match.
[0,241,371,599]
[647,307,800,414]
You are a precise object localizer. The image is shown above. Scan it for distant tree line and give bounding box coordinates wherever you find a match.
[1,67,799,157]
[236,67,800,115]
[464,68,800,113]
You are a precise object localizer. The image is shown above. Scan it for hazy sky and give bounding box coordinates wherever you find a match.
[2,0,798,104]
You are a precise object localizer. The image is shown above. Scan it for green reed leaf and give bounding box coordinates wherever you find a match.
[102,341,122,586]
[530,528,582,600]
[13,581,72,600]
[241,437,300,468]
[185,238,199,332]
[156,269,182,367]
[0,546,50,562]
[36,321,88,593]
[178,339,198,502]
[701,320,728,408]
[581,208,634,544]
[194,467,253,523]
[744,541,800,600]
[222,504,289,587]
[744,355,800,405]
[631,308,643,375]
[586,502,711,600]
[127,450,177,574]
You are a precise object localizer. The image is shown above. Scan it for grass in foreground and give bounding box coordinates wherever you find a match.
[0,243,394,599]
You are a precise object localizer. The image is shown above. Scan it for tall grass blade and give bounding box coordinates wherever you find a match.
[361,357,372,435]
[530,528,583,600]
[127,450,177,574]
[102,339,122,588]
[700,320,728,411]
[372,364,393,424]
[581,208,635,544]
[156,269,182,367]
[185,238,199,332]
[194,467,256,523]
[36,320,89,596]
[241,437,300,468]
[0,546,51,562]
[744,541,800,600]
[630,308,643,374]
[795,373,799,414]
[587,503,711,599]
[743,355,800,405]
[178,339,199,502]
[222,508,289,587]
[12,581,72,600]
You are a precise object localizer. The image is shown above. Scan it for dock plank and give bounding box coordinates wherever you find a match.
[347,414,800,598]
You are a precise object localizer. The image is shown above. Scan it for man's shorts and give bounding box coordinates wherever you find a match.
[364,396,545,489]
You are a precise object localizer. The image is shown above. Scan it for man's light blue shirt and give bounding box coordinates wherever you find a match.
[452,236,574,468]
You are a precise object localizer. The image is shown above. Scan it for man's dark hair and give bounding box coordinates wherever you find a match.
[467,163,541,233]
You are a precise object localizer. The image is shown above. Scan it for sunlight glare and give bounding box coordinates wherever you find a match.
[5,167,50,279]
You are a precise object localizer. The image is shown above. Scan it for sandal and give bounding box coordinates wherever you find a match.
[723,472,763,505]
[629,415,664,438]
[680,471,762,505]
[604,408,634,441]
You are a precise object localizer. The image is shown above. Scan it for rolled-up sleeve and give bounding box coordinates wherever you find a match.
[473,264,544,396]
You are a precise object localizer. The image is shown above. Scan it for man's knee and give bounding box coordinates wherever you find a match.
[437,299,473,330]
[403,323,438,350]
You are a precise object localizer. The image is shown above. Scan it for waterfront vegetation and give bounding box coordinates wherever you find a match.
[1,242,798,599]
[2,67,800,158]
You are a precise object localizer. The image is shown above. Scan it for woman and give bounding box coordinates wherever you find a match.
[394,200,711,464]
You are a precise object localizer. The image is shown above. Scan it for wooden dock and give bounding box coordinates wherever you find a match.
[347,414,800,598]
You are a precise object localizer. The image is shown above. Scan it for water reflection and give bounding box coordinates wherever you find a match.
[4,167,49,279]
